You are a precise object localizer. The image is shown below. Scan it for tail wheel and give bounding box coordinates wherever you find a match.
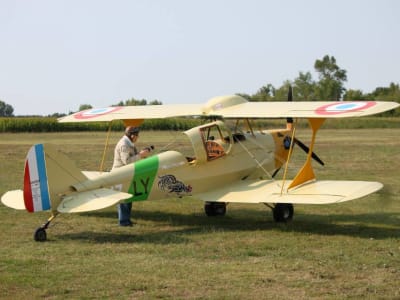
[204,202,226,216]
[33,213,58,242]
[34,227,47,242]
[273,203,294,222]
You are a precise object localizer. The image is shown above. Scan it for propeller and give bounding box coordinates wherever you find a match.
[292,137,324,166]
[285,85,325,166]
[286,85,293,128]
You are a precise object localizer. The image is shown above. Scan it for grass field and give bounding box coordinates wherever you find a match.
[0,128,399,299]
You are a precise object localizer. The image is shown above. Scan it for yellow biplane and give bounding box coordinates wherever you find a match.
[2,89,399,241]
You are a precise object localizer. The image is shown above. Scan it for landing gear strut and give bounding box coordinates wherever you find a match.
[34,213,58,242]
[271,203,294,222]
[204,202,226,216]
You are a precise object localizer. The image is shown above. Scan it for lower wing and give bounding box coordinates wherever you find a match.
[196,180,383,204]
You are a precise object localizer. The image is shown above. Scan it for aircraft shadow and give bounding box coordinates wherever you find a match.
[64,208,400,243]
[59,229,195,244]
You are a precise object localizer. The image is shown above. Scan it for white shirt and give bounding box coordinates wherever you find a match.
[112,135,140,170]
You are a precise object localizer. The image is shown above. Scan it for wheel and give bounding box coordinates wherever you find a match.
[273,203,294,222]
[204,202,226,216]
[34,227,47,242]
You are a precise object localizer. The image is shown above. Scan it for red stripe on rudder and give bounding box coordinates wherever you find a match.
[23,160,34,212]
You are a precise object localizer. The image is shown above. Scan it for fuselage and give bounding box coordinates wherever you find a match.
[73,121,291,203]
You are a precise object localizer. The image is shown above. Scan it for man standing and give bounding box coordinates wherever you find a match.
[112,126,150,226]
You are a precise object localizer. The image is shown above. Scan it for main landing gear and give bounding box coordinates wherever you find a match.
[265,203,294,222]
[34,213,58,242]
[204,202,227,216]
[204,202,293,223]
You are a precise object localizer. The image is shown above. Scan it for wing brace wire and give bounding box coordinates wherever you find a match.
[234,128,274,179]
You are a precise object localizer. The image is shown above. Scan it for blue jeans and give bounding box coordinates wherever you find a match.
[118,202,132,226]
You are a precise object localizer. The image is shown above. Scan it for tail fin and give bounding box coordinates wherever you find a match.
[24,144,51,212]
[23,144,87,212]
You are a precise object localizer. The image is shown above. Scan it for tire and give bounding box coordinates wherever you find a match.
[273,203,294,222]
[204,202,226,216]
[34,228,47,242]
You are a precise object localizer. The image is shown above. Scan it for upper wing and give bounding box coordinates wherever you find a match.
[204,98,399,119]
[58,95,399,123]
[196,179,383,204]
[58,104,204,123]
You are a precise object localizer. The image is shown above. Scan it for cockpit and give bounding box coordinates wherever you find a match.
[184,121,234,164]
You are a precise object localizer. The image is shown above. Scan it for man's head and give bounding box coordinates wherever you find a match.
[125,126,140,141]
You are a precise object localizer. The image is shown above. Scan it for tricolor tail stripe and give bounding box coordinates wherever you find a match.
[23,144,51,212]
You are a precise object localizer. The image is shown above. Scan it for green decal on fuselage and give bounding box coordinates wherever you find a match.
[127,155,159,202]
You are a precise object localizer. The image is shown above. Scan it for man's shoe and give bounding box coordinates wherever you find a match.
[119,221,133,227]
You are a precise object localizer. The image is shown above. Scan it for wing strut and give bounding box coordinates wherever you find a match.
[99,121,113,173]
[288,118,326,190]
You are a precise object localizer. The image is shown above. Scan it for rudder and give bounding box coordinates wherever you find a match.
[24,144,51,212]
[23,144,87,212]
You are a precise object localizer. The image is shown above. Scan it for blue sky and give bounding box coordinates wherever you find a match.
[1,0,399,115]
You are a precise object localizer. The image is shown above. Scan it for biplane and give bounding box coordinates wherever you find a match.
[1,88,399,241]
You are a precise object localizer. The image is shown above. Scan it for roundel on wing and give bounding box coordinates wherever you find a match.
[74,107,123,119]
[315,101,376,115]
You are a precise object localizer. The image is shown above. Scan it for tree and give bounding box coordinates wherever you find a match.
[368,82,400,101]
[48,112,67,118]
[293,71,316,100]
[250,83,275,102]
[274,81,292,100]
[115,97,163,106]
[79,104,93,111]
[120,98,147,106]
[343,89,366,100]
[148,99,163,105]
[314,55,347,100]
[367,83,400,116]
[0,100,14,117]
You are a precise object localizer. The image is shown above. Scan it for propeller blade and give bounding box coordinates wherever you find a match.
[286,85,293,127]
[293,137,325,166]
[288,85,293,102]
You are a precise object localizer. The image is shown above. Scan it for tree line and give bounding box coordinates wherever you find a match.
[240,55,400,109]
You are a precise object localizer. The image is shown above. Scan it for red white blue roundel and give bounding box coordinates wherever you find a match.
[315,101,376,115]
[74,107,122,119]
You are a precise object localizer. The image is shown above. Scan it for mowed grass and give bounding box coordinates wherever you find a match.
[0,128,399,299]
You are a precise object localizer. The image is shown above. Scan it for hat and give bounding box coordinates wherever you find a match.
[125,126,140,136]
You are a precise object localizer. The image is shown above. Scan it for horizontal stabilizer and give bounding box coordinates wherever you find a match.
[81,171,107,180]
[197,180,383,205]
[1,190,25,210]
[57,188,132,213]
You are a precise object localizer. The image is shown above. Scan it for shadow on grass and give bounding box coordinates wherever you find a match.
[62,208,400,243]
[58,229,197,244]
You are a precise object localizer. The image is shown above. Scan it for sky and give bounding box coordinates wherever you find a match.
[0,0,399,116]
